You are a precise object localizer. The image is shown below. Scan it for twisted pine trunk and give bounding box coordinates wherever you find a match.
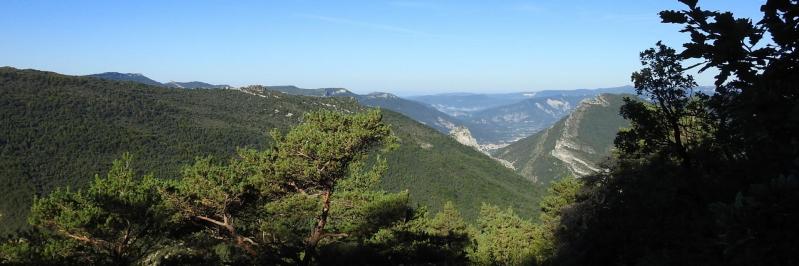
[302,189,332,266]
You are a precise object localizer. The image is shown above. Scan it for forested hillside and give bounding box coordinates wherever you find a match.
[0,68,540,235]
[0,108,570,265]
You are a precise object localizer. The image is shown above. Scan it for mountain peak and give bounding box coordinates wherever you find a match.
[86,72,162,86]
[365,92,399,99]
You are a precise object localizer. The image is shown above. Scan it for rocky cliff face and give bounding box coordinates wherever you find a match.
[550,95,611,176]
[449,126,480,150]
[495,94,631,183]
[449,126,517,170]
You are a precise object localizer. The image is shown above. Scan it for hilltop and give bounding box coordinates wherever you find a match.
[86,72,231,89]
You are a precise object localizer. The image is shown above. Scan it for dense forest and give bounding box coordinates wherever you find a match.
[0,68,541,236]
[0,109,572,265]
[2,0,799,265]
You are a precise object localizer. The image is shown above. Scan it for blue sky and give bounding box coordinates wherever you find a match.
[1,1,764,95]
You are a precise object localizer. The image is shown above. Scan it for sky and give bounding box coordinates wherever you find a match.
[1,0,765,96]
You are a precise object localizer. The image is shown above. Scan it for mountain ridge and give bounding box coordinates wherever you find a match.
[85,72,474,145]
[259,85,470,137]
[409,86,636,117]
[495,93,632,183]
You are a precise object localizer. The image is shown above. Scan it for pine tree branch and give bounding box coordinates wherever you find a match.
[194,215,227,228]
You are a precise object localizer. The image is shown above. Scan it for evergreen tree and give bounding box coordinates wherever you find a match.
[267,109,397,265]
[428,201,470,262]
[160,154,264,257]
[162,109,400,264]
[531,176,581,264]
[26,154,171,265]
[470,204,536,265]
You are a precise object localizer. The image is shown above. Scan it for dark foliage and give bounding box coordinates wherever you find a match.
[554,1,799,265]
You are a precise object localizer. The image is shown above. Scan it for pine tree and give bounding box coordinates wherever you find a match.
[532,176,582,263]
[470,204,536,265]
[27,154,171,265]
[162,109,398,264]
[267,109,397,265]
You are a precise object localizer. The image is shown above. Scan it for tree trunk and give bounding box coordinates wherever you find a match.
[656,95,691,169]
[194,215,257,256]
[223,216,257,256]
[670,117,691,169]
[302,189,332,266]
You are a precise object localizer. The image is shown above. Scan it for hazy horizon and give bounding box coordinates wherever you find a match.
[1,1,762,95]
[4,66,643,97]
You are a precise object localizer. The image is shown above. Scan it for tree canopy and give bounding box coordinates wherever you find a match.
[553,1,799,265]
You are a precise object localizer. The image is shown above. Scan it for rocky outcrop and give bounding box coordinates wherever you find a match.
[550,95,610,177]
[450,126,480,150]
[496,94,631,183]
[449,126,517,170]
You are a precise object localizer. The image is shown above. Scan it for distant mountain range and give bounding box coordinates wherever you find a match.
[465,95,586,145]
[260,85,468,135]
[409,87,634,149]
[411,86,713,149]
[264,85,641,152]
[86,72,231,89]
[409,86,635,118]
[83,71,712,156]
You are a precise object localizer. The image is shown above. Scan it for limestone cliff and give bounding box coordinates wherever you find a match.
[495,94,631,183]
